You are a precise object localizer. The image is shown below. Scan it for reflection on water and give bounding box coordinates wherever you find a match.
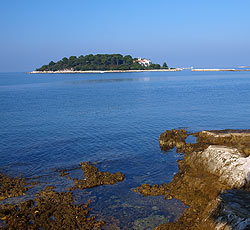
[1,71,250,228]
[66,78,136,85]
[66,76,152,85]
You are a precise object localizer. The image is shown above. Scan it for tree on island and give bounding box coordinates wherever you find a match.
[36,54,167,71]
[162,62,168,69]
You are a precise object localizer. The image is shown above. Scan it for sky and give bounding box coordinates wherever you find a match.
[0,0,250,71]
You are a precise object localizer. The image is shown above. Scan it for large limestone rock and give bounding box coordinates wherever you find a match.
[185,145,250,188]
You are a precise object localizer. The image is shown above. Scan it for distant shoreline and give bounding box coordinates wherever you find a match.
[29,68,250,74]
[192,68,250,72]
[29,69,181,74]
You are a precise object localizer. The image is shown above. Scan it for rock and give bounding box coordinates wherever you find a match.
[185,145,250,188]
[159,129,189,152]
[147,129,250,230]
[62,162,125,190]
[159,129,250,156]
[197,130,250,157]
[159,129,208,154]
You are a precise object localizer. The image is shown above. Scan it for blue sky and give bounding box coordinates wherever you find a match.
[1,0,250,71]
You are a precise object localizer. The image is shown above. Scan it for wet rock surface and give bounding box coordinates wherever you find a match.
[0,186,104,230]
[136,129,250,230]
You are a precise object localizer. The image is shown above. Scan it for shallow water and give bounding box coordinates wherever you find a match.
[1,71,250,228]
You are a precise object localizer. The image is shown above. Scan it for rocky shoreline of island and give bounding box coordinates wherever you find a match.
[29,68,250,74]
[29,69,181,74]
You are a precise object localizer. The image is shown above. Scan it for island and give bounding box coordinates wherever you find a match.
[30,54,181,73]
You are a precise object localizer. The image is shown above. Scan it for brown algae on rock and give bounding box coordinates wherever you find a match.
[159,128,250,156]
[0,173,35,201]
[0,186,104,230]
[61,162,125,190]
[159,129,209,154]
[0,162,125,229]
[158,129,189,152]
[133,183,168,197]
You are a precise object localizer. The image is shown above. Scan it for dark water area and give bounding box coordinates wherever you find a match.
[1,71,250,229]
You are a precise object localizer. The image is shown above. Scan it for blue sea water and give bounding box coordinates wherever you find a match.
[1,71,250,228]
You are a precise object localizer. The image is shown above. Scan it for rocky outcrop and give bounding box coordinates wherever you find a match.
[197,130,250,157]
[159,129,250,156]
[136,129,250,230]
[185,145,250,189]
[159,129,208,154]
[158,129,189,152]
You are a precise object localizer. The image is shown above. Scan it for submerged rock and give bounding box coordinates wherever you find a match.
[133,183,168,197]
[133,214,168,230]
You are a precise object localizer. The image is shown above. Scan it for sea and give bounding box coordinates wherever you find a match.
[1,71,250,229]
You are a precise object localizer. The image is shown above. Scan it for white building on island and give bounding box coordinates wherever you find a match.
[134,58,152,67]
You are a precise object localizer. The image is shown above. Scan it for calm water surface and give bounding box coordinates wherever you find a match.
[1,71,250,229]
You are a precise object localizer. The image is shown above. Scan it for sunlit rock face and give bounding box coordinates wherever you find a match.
[185,145,250,189]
